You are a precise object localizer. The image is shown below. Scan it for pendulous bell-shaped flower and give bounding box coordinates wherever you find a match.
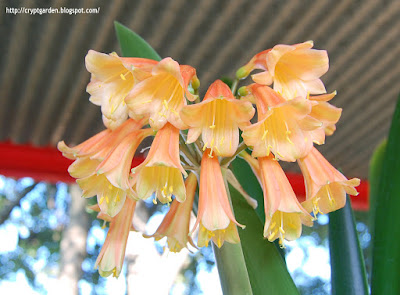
[258,155,313,247]
[237,41,329,100]
[85,50,157,129]
[95,197,137,277]
[134,123,187,204]
[307,91,342,144]
[144,173,198,252]
[242,84,322,161]
[58,119,152,217]
[181,80,254,157]
[125,57,199,130]
[193,149,243,248]
[298,147,360,217]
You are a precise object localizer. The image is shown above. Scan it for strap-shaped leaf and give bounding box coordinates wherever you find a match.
[369,139,386,237]
[114,21,161,60]
[213,241,253,295]
[329,196,368,295]
[371,94,400,295]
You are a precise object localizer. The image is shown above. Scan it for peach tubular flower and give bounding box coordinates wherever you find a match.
[59,118,146,165]
[265,41,328,99]
[307,91,342,144]
[180,80,255,157]
[125,57,199,130]
[144,173,198,252]
[298,147,360,217]
[238,41,329,100]
[134,123,187,204]
[259,155,313,246]
[85,50,157,129]
[95,197,136,278]
[242,85,322,162]
[236,49,272,81]
[193,149,243,248]
[78,128,152,217]
[58,119,152,217]
[58,129,111,160]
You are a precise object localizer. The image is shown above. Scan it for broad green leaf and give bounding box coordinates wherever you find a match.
[114,21,161,60]
[368,139,387,237]
[329,196,369,295]
[213,242,253,295]
[371,95,400,295]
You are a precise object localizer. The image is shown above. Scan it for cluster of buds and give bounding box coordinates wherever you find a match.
[58,41,360,278]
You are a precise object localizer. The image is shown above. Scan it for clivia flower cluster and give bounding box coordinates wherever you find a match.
[58,41,360,278]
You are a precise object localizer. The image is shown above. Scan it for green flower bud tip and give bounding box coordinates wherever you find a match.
[236,67,249,79]
[238,86,249,97]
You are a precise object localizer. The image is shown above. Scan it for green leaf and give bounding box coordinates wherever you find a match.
[213,157,299,295]
[371,94,400,295]
[368,139,387,237]
[114,21,161,60]
[213,242,253,295]
[328,196,369,295]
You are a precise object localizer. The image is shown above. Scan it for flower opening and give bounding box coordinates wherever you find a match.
[126,57,198,130]
[259,155,313,246]
[86,50,156,129]
[242,85,322,161]
[181,80,254,157]
[193,149,243,248]
[144,173,198,252]
[298,147,360,217]
[134,123,187,203]
[58,119,151,217]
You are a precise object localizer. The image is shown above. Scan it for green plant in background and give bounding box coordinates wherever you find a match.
[56,21,399,294]
[370,94,400,295]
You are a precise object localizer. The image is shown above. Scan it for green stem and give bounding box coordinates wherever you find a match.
[193,139,203,162]
[221,142,248,167]
[179,136,199,167]
[231,79,239,95]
